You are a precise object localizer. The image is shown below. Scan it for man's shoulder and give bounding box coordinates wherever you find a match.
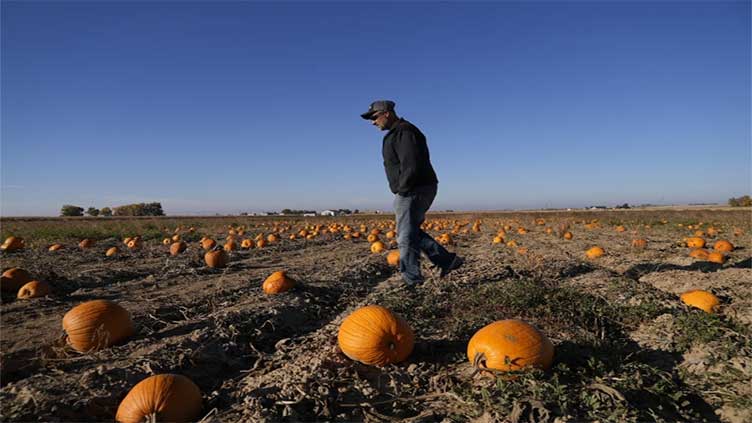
[394,119,423,135]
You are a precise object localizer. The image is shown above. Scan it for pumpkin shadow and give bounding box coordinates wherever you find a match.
[554,339,720,422]
[412,338,466,365]
[623,261,725,280]
[732,257,751,269]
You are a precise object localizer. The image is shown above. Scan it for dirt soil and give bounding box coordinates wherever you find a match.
[1,210,750,422]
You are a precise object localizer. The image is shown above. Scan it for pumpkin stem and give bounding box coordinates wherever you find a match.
[146,413,157,423]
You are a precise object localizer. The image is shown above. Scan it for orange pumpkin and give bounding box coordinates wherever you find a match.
[79,239,95,249]
[713,240,734,252]
[563,232,573,240]
[467,319,554,373]
[386,250,400,267]
[106,247,119,257]
[707,252,726,264]
[200,238,216,251]
[685,237,705,249]
[204,250,228,268]
[62,300,134,352]
[1,236,24,252]
[171,234,181,242]
[689,248,710,259]
[162,238,172,246]
[631,239,648,249]
[338,305,414,366]
[370,241,386,254]
[367,234,380,243]
[241,239,254,249]
[585,246,605,259]
[48,243,64,251]
[615,225,626,232]
[223,240,237,252]
[115,374,202,423]
[267,234,278,243]
[680,290,719,313]
[386,230,396,239]
[256,239,267,248]
[492,236,504,244]
[127,238,142,250]
[169,241,187,256]
[123,237,133,246]
[262,271,296,294]
[1,268,32,293]
[17,280,51,299]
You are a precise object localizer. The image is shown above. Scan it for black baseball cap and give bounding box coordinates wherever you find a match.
[360,100,395,119]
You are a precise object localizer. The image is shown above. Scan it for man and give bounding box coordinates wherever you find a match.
[361,100,463,287]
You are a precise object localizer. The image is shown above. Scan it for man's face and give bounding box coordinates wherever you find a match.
[371,111,389,131]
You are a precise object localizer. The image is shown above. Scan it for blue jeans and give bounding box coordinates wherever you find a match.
[393,186,455,285]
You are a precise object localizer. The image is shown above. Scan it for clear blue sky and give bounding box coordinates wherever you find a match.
[2,1,749,216]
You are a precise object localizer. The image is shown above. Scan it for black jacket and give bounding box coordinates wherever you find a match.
[382,119,438,195]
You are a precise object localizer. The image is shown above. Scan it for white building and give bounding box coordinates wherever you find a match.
[320,210,336,216]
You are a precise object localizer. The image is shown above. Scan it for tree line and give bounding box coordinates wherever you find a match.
[728,195,751,207]
[60,202,165,217]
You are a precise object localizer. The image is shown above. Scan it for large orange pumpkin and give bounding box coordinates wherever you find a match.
[262,271,296,294]
[689,248,710,259]
[585,246,605,259]
[17,280,51,299]
[370,241,386,254]
[467,319,554,373]
[685,237,705,248]
[680,290,719,313]
[204,250,228,268]
[707,252,726,264]
[1,267,32,293]
[170,241,187,256]
[200,238,216,250]
[1,236,24,252]
[713,240,734,252]
[62,300,134,352]
[115,374,202,423]
[386,250,400,267]
[338,305,414,366]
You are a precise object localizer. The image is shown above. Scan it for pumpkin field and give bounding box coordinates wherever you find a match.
[1,208,750,422]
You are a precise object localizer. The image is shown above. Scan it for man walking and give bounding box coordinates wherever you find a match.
[361,100,463,287]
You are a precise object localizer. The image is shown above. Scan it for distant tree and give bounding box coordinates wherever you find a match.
[86,207,100,217]
[100,207,113,217]
[728,195,751,207]
[113,202,165,216]
[354,209,360,214]
[60,205,84,217]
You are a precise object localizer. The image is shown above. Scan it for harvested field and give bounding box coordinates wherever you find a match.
[1,208,750,422]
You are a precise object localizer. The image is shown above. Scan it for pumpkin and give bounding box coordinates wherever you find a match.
[680,290,719,313]
[127,238,142,250]
[48,243,64,251]
[256,239,267,248]
[267,234,278,243]
[685,237,705,248]
[200,238,216,250]
[204,250,228,268]
[169,241,187,256]
[262,271,296,294]
[115,374,202,423]
[585,246,605,259]
[62,300,134,352]
[367,234,380,243]
[1,236,24,252]
[563,232,573,240]
[713,240,734,252]
[386,250,400,267]
[517,247,529,255]
[223,240,237,252]
[631,239,647,249]
[386,230,396,239]
[1,268,33,293]
[688,248,709,259]
[707,252,726,264]
[370,241,386,254]
[506,240,518,247]
[492,236,504,244]
[79,239,95,249]
[162,238,171,246]
[338,305,414,366]
[517,227,527,235]
[123,237,133,246]
[171,234,181,242]
[17,280,51,299]
[467,319,554,374]
[615,225,626,232]
[106,247,119,257]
